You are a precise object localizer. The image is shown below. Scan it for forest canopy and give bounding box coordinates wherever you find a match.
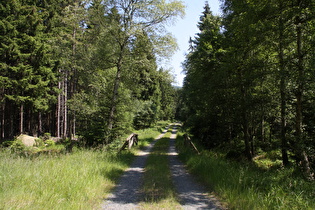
[0,0,185,145]
[178,0,315,180]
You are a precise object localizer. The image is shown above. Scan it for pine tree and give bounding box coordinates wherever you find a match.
[0,0,57,138]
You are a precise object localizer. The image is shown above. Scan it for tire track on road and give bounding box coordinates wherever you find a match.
[102,126,169,209]
[168,124,222,210]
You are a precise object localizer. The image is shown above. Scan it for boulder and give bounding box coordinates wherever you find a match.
[17,134,37,147]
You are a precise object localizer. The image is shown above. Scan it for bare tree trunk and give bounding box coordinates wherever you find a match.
[70,23,77,139]
[57,75,61,138]
[278,1,289,166]
[10,104,14,138]
[72,114,76,140]
[20,103,24,134]
[241,85,252,161]
[38,112,42,136]
[63,73,68,139]
[107,58,123,143]
[57,70,68,139]
[261,115,265,142]
[28,109,31,135]
[1,103,4,139]
[243,120,252,160]
[295,14,313,180]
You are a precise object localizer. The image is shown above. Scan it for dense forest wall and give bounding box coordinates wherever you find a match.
[0,0,184,144]
[179,0,315,180]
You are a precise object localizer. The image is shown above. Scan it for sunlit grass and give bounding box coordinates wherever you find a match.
[139,132,181,209]
[176,133,315,209]
[0,121,171,209]
[135,121,171,149]
[0,148,133,209]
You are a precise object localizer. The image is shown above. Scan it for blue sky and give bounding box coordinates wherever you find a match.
[166,0,221,86]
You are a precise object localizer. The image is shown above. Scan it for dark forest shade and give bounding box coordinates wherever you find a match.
[179,1,315,180]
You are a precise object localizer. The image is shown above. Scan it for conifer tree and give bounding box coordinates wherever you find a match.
[0,0,57,137]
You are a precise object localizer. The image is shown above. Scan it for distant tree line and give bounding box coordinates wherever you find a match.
[179,0,315,180]
[0,0,184,145]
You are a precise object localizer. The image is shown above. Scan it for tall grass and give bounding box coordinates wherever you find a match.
[176,132,315,210]
[0,148,133,209]
[139,132,181,209]
[0,121,170,209]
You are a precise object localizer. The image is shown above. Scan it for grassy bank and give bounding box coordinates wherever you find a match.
[0,149,133,209]
[0,122,170,209]
[176,132,315,209]
[140,129,181,209]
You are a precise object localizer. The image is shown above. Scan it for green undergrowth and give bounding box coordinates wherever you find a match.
[134,121,171,149]
[0,122,170,209]
[176,132,315,210]
[140,134,181,209]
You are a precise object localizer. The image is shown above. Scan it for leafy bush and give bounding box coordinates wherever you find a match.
[35,138,45,147]
[133,100,158,129]
[45,139,55,147]
[9,138,64,157]
[10,140,26,152]
[42,133,51,140]
[1,141,14,147]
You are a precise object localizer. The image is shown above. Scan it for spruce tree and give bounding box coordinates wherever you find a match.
[0,0,57,137]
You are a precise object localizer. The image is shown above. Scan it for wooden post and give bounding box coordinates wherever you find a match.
[184,134,200,155]
[119,133,138,153]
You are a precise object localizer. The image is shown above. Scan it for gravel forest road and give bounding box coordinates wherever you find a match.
[102,124,223,210]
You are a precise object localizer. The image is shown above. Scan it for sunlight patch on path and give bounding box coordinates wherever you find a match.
[168,124,222,210]
[102,126,170,209]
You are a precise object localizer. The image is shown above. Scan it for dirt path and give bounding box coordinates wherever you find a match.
[102,124,222,209]
[168,124,222,209]
[102,127,169,209]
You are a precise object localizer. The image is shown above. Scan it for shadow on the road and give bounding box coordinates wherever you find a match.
[102,124,221,209]
[104,154,147,204]
[102,127,169,208]
[169,136,220,209]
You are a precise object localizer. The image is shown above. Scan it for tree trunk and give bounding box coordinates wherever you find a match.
[295,14,313,180]
[20,103,24,134]
[28,109,31,135]
[107,57,123,143]
[70,20,77,140]
[244,120,252,160]
[278,1,289,166]
[72,114,76,140]
[241,86,252,160]
[9,104,14,138]
[38,112,42,136]
[261,115,265,142]
[1,103,4,139]
[63,73,68,139]
[57,77,61,138]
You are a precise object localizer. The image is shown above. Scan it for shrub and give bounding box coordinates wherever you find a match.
[10,140,26,152]
[42,133,51,141]
[35,138,45,147]
[1,141,14,147]
[45,139,55,147]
